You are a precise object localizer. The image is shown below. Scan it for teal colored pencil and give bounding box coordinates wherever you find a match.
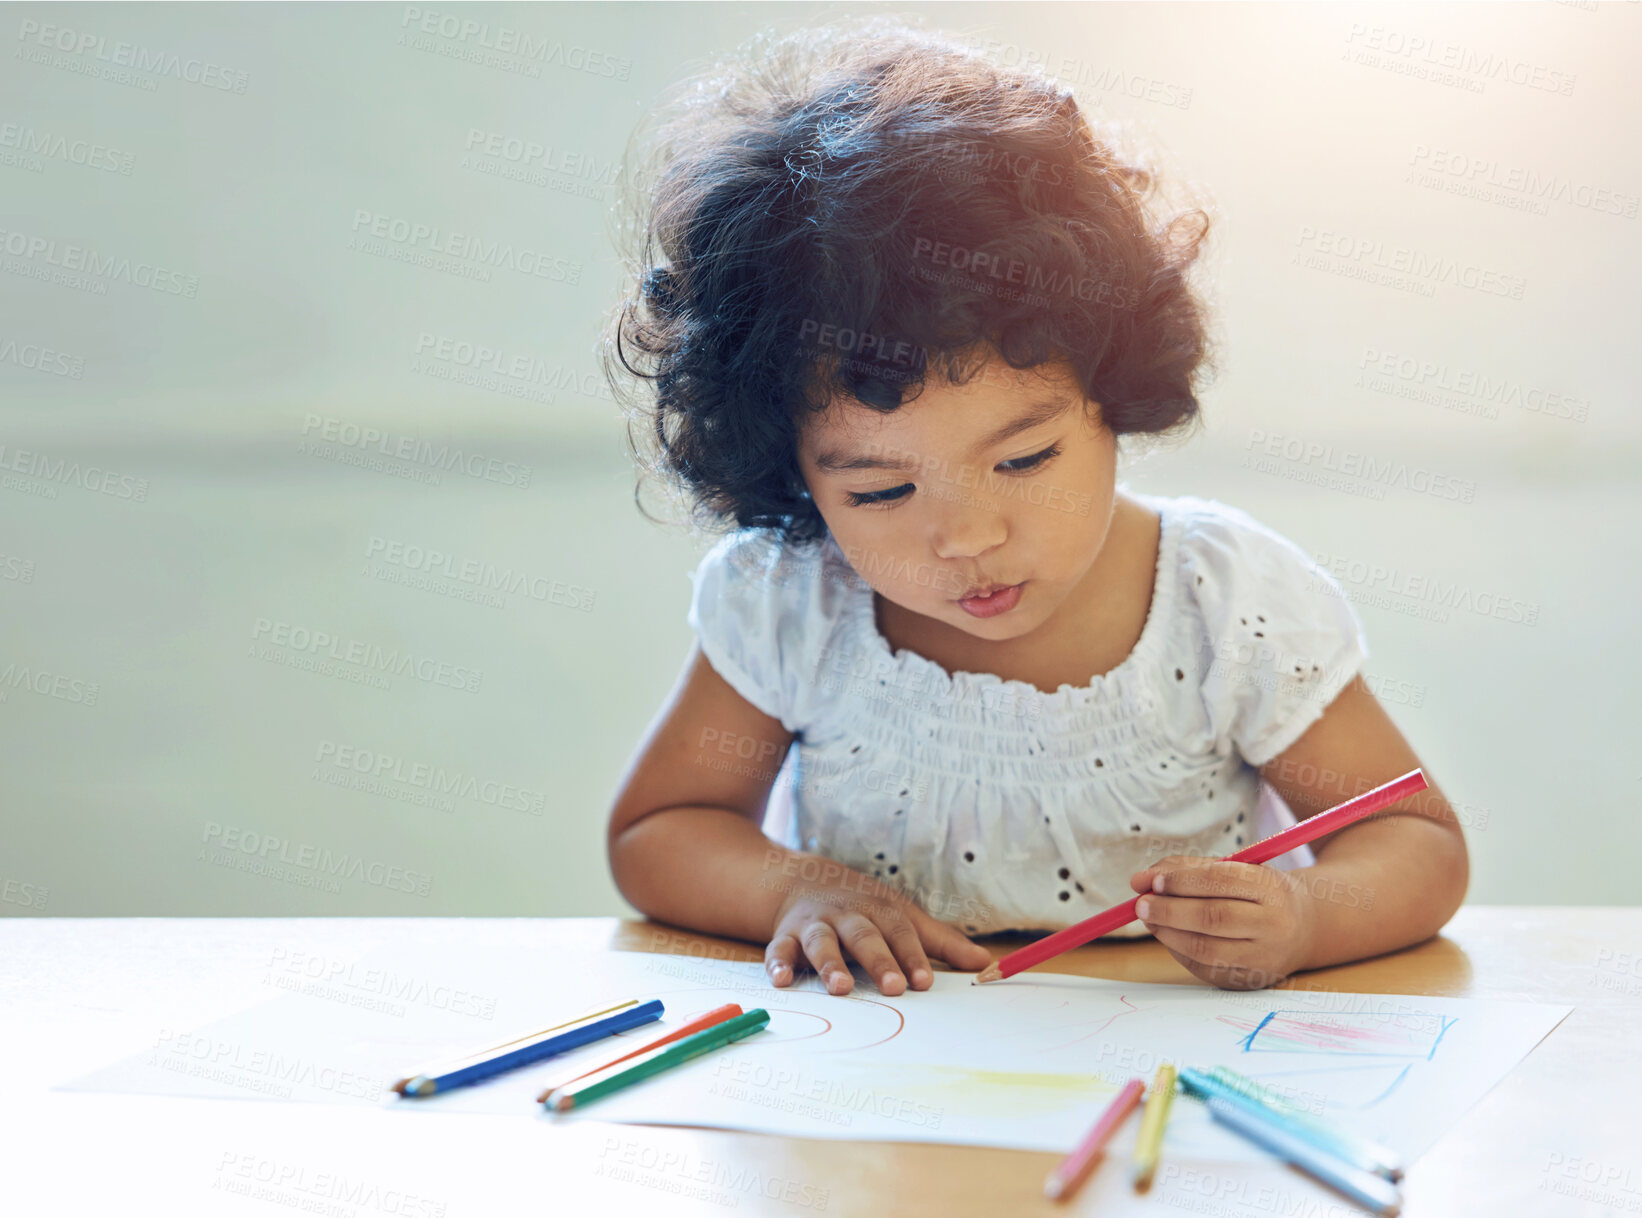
[545,1008,770,1111]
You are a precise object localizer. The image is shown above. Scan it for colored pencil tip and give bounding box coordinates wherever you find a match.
[1133,1167,1155,1193]
[974,961,1003,985]
[390,1079,409,1095]
[547,1091,573,1112]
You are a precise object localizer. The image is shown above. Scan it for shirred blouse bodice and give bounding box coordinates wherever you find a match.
[687,493,1369,935]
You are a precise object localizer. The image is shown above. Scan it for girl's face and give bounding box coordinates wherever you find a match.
[796,355,1120,642]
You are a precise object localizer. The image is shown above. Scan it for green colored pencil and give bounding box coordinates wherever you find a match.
[544,1008,770,1111]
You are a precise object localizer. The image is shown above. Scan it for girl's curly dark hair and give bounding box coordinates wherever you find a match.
[601,16,1217,543]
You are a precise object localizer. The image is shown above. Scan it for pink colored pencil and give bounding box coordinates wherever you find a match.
[1045,1077,1146,1202]
[978,768,1429,983]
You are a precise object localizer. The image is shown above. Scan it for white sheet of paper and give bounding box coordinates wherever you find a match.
[61,940,1569,1160]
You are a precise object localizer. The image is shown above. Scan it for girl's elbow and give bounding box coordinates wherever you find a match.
[1419,789,1470,920]
[606,807,682,919]
[1428,823,1470,930]
[606,814,652,912]
[1445,833,1470,913]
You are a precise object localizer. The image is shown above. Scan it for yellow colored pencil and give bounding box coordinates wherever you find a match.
[1131,1063,1177,1190]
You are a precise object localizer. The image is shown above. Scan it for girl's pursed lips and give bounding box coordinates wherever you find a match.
[955,582,1025,618]
[952,579,1016,600]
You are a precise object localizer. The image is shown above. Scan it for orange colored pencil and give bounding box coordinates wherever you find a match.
[535,1003,743,1103]
[1045,1078,1145,1203]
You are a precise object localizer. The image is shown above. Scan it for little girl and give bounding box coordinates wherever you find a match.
[602,19,1467,995]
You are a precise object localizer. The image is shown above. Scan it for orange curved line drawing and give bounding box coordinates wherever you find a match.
[765,1010,833,1043]
[827,996,904,1050]
[628,983,902,1050]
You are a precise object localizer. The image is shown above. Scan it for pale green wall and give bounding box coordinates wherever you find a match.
[2,2,1638,916]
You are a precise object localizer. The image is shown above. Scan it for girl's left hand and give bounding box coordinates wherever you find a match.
[1127,856,1318,990]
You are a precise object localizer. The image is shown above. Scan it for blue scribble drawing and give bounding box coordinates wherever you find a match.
[1365,1063,1413,1105]
[1221,1011,1459,1059]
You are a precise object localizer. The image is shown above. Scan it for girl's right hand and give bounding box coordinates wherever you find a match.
[764,866,994,996]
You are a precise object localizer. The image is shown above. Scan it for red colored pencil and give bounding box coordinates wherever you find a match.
[1045,1077,1146,1202]
[535,1003,743,1102]
[978,768,1429,983]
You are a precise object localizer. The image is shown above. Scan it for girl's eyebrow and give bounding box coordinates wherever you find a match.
[977,394,1075,452]
[812,395,1075,474]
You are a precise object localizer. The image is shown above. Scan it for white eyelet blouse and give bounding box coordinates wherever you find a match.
[686,492,1370,937]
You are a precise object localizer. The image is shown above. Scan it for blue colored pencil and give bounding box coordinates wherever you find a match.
[1207,1065,1404,1180]
[1180,1068,1402,1181]
[397,999,665,1097]
[1205,1097,1402,1217]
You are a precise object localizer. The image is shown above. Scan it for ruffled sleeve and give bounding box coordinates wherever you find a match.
[1179,499,1370,767]
[685,529,835,735]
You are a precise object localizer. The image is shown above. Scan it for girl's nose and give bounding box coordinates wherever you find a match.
[931,499,1007,561]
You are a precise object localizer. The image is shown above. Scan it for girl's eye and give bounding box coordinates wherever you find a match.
[845,483,914,507]
[997,441,1062,473]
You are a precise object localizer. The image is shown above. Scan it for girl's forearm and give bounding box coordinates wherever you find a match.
[1294,812,1469,971]
[609,806,794,944]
